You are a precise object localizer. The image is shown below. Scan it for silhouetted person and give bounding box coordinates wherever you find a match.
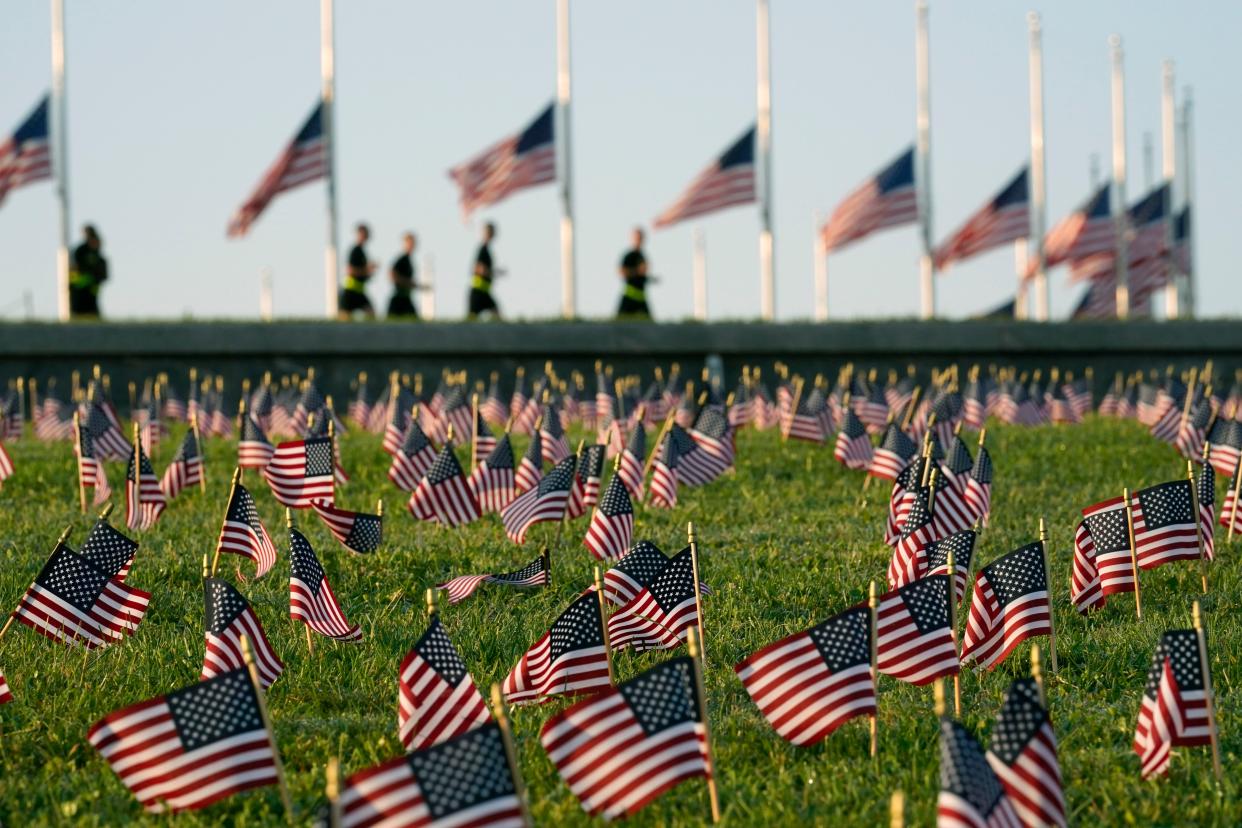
[467,222,504,319]
[69,224,108,319]
[617,226,655,319]
[339,223,376,319]
[387,231,425,319]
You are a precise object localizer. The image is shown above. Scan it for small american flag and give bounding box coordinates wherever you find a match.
[468,433,517,514]
[539,405,571,464]
[734,605,875,746]
[481,374,507,426]
[1220,458,1242,535]
[648,433,679,509]
[501,455,576,545]
[782,390,827,443]
[0,94,52,208]
[961,541,1051,671]
[540,656,710,820]
[473,408,498,466]
[821,146,918,251]
[448,103,555,216]
[876,575,959,686]
[0,441,13,489]
[986,678,1066,828]
[202,577,284,688]
[0,668,11,704]
[869,423,918,482]
[1207,419,1242,478]
[388,417,437,492]
[934,167,1029,271]
[382,395,413,455]
[938,717,1022,828]
[566,443,605,519]
[607,546,699,652]
[228,100,327,237]
[690,406,735,472]
[654,126,756,228]
[409,443,481,528]
[263,437,335,508]
[964,446,994,524]
[924,530,977,603]
[833,407,873,470]
[126,440,167,531]
[339,722,524,828]
[514,428,544,494]
[603,540,669,606]
[289,527,362,642]
[1134,629,1212,779]
[437,553,548,605]
[238,413,274,469]
[1070,496,1135,613]
[503,589,610,705]
[667,424,720,487]
[616,422,646,500]
[216,482,277,580]
[1130,480,1202,570]
[79,518,138,582]
[310,500,383,554]
[583,474,634,561]
[398,615,491,751]
[88,669,279,813]
[159,428,203,499]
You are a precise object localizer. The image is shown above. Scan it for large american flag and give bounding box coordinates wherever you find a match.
[653,126,756,229]
[409,443,481,528]
[201,577,284,689]
[398,615,491,751]
[263,437,335,508]
[540,656,711,820]
[501,455,576,544]
[961,541,1051,671]
[437,554,548,606]
[1134,629,1211,779]
[986,677,1066,828]
[88,669,279,813]
[934,167,1029,271]
[227,100,327,237]
[583,474,634,562]
[938,717,1022,828]
[0,94,52,208]
[448,103,555,216]
[1039,182,1113,275]
[1070,496,1135,614]
[607,546,700,652]
[216,482,277,580]
[734,605,875,746]
[339,722,524,828]
[125,441,167,531]
[1129,480,1202,571]
[289,528,362,642]
[503,590,610,705]
[876,575,959,686]
[821,146,918,251]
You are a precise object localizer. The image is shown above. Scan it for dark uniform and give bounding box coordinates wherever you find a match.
[616,248,650,318]
[69,242,108,318]
[467,243,499,318]
[387,252,418,319]
[340,243,374,313]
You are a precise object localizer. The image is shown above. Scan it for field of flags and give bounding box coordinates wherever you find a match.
[0,358,1238,825]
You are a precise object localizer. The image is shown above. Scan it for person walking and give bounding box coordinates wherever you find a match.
[69,225,108,319]
[339,223,376,319]
[616,226,655,319]
[387,231,426,319]
[466,222,504,319]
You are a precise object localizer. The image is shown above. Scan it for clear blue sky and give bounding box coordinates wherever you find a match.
[1,1,1237,321]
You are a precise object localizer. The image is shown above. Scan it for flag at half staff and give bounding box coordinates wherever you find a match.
[934,166,1030,271]
[448,103,555,217]
[0,94,52,209]
[227,100,327,237]
[654,126,756,229]
[820,146,918,252]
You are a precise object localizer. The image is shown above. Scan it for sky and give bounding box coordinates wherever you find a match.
[2,1,1238,322]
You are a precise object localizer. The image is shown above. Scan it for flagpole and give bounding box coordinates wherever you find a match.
[1013,241,1029,319]
[868,580,878,758]
[1160,61,1179,319]
[1122,487,1142,618]
[813,210,828,321]
[1028,13,1048,321]
[1109,35,1129,319]
[1187,460,1209,594]
[756,0,775,321]
[556,0,576,318]
[241,635,295,824]
[692,228,708,321]
[915,0,935,318]
[1192,601,1223,782]
[1180,88,1195,317]
[321,0,340,318]
[51,0,71,321]
[1038,518,1058,672]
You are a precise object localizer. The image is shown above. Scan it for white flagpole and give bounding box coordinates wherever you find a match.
[321,0,340,318]
[756,0,775,321]
[692,228,708,321]
[51,0,70,322]
[813,210,828,321]
[1180,88,1195,317]
[1027,12,1048,321]
[1013,241,1029,319]
[556,0,576,319]
[1109,35,1129,319]
[1161,60,1179,319]
[421,252,436,320]
[915,0,935,319]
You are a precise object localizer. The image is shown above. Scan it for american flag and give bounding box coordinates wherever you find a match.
[409,443,481,528]
[566,443,605,519]
[1220,458,1242,535]
[289,527,362,642]
[782,389,827,443]
[734,605,875,746]
[890,488,942,582]
[398,616,492,751]
[583,474,634,561]
[603,540,669,606]
[820,146,918,251]
[263,437,335,508]
[382,395,413,455]
[934,167,1029,271]
[436,386,473,445]
[0,441,12,489]
[159,428,203,499]
[1176,396,1213,461]
[501,455,576,544]
[503,589,610,705]
[938,717,1022,828]
[88,668,279,813]
[986,678,1066,828]
[510,370,530,424]
[292,381,326,436]
[1129,480,1202,570]
[539,405,571,464]
[664,424,719,488]
[347,377,370,428]
[473,408,498,466]
[876,575,959,686]
[0,94,52,208]
[616,421,646,500]
[833,407,874,470]
[228,100,327,237]
[481,374,507,425]
[448,103,555,216]
[964,446,994,524]
[0,667,10,704]
[607,546,699,652]
[311,500,383,554]
[691,405,734,469]
[339,722,524,828]
[86,401,131,460]
[437,553,548,605]
[238,413,274,469]
[869,423,918,482]
[1070,496,1134,614]
[201,577,284,689]
[889,528,975,603]
[1039,182,1113,274]
[12,541,150,648]
[941,435,974,489]
[648,433,679,509]
[468,433,517,514]
[126,440,167,531]
[961,542,1051,671]
[79,518,139,582]
[515,428,544,494]
[540,656,710,820]
[216,481,277,580]
[388,417,437,492]
[1134,629,1211,779]
[654,125,755,228]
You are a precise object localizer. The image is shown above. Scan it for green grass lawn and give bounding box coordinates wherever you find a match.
[0,417,1237,825]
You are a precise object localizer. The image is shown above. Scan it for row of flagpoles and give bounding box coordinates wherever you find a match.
[1,2,1197,322]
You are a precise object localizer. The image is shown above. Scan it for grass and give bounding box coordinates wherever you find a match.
[0,415,1238,826]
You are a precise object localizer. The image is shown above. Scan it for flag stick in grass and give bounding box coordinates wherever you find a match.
[209,468,242,576]
[490,683,533,826]
[889,790,905,828]
[868,580,879,759]
[1229,455,1242,543]
[240,634,294,824]
[689,521,708,665]
[1038,518,1059,672]
[1193,601,1223,783]
[686,627,721,823]
[74,411,86,512]
[191,413,206,493]
[325,757,342,828]
[1187,460,1210,594]
[1123,488,1143,619]
[593,567,615,685]
[1031,643,1045,707]
[947,546,961,717]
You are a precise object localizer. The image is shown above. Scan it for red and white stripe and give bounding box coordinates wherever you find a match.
[290,574,362,642]
[875,580,959,686]
[961,578,1050,672]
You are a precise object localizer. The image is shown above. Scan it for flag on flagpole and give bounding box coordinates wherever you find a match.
[437,553,549,605]
[448,103,556,216]
[503,590,610,705]
[820,147,918,251]
[1133,629,1211,779]
[654,126,756,228]
[289,527,362,642]
[201,578,284,688]
[126,441,167,531]
[397,616,492,751]
[0,94,52,209]
[986,677,1067,827]
[934,167,1030,270]
[227,100,328,237]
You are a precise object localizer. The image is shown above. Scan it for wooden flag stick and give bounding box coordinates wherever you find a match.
[326,758,342,828]
[285,508,313,654]
[889,790,905,828]
[1187,460,1210,594]
[426,586,438,617]
[686,628,721,823]
[1229,455,1242,543]
[782,377,804,443]
[1031,643,1045,708]
[1192,601,1224,782]
[641,408,678,481]
[868,580,879,759]
[191,413,207,493]
[946,547,961,716]
[327,410,337,504]
[240,635,294,823]
[209,468,241,576]
[490,684,533,826]
[1123,488,1143,619]
[1177,367,1199,439]
[593,567,615,685]
[978,426,987,449]
[471,392,480,468]
[933,678,947,717]
[73,411,86,513]
[901,387,922,430]
[202,553,209,580]
[1037,518,1059,673]
[688,522,708,665]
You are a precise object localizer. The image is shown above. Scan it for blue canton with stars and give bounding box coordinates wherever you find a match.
[407,722,515,820]
[290,529,326,595]
[617,657,701,736]
[35,545,109,613]
[940,719,1007,818]
[988,677,1048,765]
[1135,480,1195,530]
[983,542,1047,608]
[415,617,469,686]
[807,606,871,672]
[79,521,138,579]
[204,578,252,634]
[897,575,952,634]
[303,438,334,477]
[167,669,264,751]
[548,592,604,663]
